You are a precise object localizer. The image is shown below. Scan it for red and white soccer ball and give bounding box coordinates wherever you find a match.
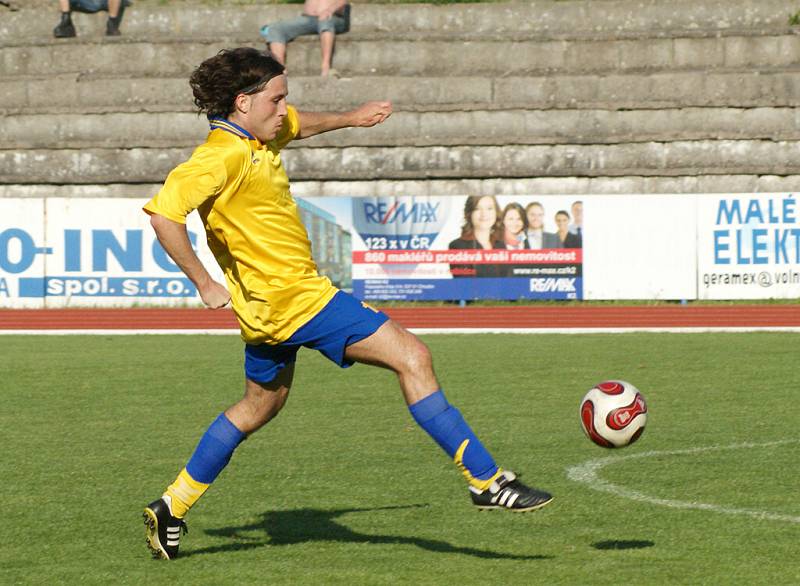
[580,381,648,448]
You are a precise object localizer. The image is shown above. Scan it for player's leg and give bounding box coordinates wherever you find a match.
[344,320,500,481]
[345,319,553,512]
[144,351,295,560]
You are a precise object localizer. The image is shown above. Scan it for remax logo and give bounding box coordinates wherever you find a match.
[530,278,577,293]
[363,201,440,225]
[353,197,453,250]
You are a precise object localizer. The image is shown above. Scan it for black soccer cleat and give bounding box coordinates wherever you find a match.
[469,470,553,512]
[53,14,76,38]
[143,497,187,560]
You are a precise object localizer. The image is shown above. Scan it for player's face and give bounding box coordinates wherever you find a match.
[556,213,570,232]
[503,208,524,235]
[527,205,544,230]
[239,74,288,142]
[471,196,497,231]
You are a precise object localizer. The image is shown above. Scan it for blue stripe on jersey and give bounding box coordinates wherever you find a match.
[208,116,256,140]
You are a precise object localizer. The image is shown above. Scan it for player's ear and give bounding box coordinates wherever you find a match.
[234,93,250,114]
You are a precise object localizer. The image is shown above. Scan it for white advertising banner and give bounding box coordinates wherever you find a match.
[0,198,221,308]
[2,194,797,307]
[582,195,697,300]
[0,198,45,308]
[697,193,800,299]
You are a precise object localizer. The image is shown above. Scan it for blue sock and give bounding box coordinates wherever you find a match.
[185,413,246,484]
[409,390,498,484]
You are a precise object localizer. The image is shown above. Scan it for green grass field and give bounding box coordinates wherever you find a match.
[2,332,799,585]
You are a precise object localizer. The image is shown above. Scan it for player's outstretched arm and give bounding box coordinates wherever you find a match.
[149,213,231,309]
[296,101,392,139]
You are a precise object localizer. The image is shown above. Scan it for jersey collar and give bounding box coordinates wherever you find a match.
[208,116,258,141]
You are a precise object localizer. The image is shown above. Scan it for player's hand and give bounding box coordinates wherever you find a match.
[351,101,393,128]
[199,279,231,309]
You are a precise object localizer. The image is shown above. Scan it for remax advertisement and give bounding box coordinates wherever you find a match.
[302,195,585,301]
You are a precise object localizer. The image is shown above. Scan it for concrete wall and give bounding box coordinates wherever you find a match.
[1,0,799,197]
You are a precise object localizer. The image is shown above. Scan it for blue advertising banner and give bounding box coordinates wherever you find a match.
[298,195,585,301]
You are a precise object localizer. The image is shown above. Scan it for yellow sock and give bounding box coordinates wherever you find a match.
[453,439,504,491]
[163,468,210,518]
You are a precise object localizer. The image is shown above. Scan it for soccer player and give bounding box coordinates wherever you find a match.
[142,47,552,561]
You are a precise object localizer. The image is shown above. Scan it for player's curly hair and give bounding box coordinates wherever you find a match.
[189,47,285,118]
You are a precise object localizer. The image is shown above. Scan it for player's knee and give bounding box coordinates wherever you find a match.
[241,382,289,430]
[398,335,433,375]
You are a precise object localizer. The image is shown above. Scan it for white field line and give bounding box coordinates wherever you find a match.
[566,440,800,524]
[2,326,800,335]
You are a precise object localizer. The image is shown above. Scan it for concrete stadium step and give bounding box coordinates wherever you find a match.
[5,174,800,200]
[3,69,799,115]
[1,0,795,42]
[6,108,799,150]
[0,0,792,39]
[4,32,799,78]
[3,140,799,184]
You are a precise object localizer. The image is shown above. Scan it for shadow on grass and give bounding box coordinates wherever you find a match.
[182,504,552,560]
[592,540,655,550]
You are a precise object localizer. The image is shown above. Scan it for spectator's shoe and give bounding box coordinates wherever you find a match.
[143,497,187,560]
[53,14,76,38]
[106,17,121,36]
[469,470,553,512]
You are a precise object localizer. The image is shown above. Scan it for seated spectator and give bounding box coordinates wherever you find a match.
[261,0,351,77]
[53,0,128,38]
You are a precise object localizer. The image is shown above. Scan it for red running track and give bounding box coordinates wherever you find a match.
[1,305,799,330]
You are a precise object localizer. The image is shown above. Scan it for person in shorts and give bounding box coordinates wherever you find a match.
[141,47,552,561]
[261,0,351,76]
[53,0,129,37]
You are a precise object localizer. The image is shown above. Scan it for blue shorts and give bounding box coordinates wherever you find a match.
[244,290,389,383]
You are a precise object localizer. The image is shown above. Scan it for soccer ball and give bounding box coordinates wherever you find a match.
[579,380,648,448]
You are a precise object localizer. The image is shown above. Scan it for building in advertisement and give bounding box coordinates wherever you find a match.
[296,198,352,290]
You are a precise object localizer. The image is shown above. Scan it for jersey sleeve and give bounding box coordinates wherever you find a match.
[143,146,230,224]
[271,105,300,151]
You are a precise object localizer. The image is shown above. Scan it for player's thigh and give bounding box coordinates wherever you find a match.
[243,362,295,413]
[344,319,431,373]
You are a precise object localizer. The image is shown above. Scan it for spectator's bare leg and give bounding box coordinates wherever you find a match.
[108,0,121,18]
[320,30,335,76]
[270,42,287,66]
[58,0,69,10]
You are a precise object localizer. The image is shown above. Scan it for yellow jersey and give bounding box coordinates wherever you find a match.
[143,106,337,344]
